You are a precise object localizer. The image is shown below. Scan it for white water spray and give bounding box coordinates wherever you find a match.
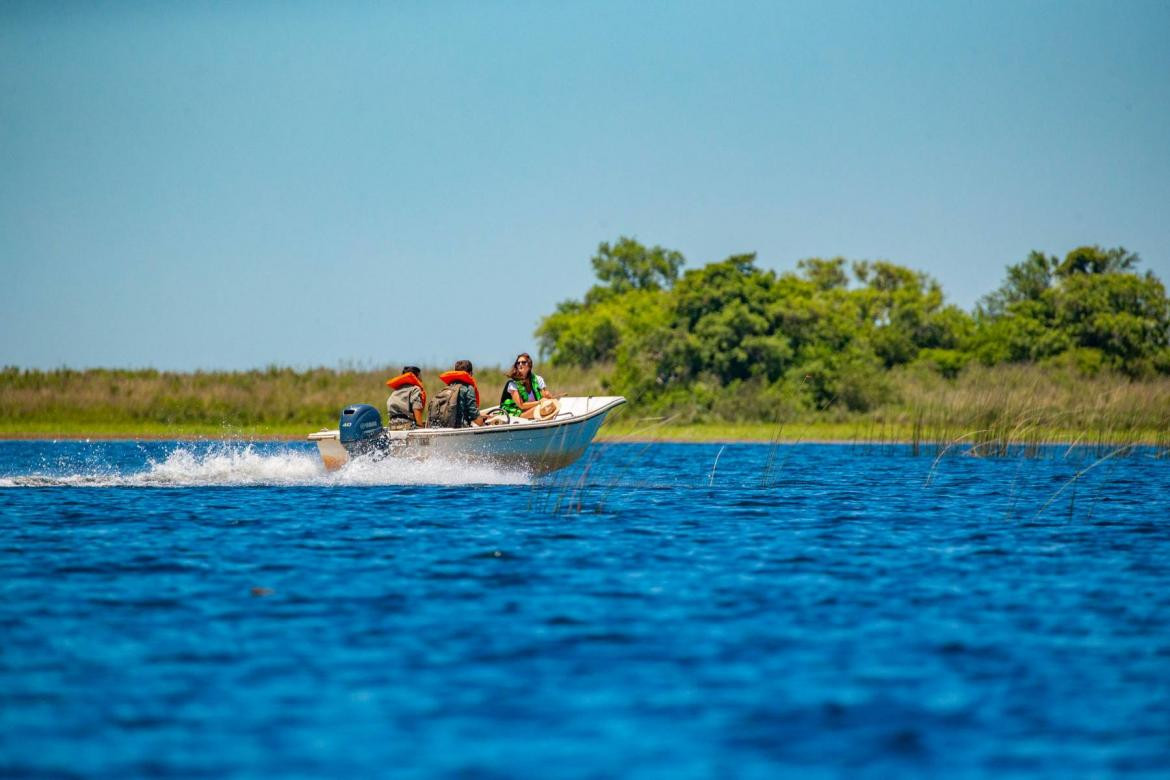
[0,442,531,487]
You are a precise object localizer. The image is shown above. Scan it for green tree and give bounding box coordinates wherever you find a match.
[797,257,849,291]
[850,261,972,368]
[1056,245,1138,278]
[536,238,1170,422]
[1053,269,1170,375]
[538,237,682,366]
[663,254,793,385]
[974,246,1170,376]
[586,237,685,302]
[978,250,1056,317]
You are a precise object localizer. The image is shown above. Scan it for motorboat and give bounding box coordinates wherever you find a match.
[308,396,626,473]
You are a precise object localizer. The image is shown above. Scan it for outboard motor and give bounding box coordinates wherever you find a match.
[338,404,385,456]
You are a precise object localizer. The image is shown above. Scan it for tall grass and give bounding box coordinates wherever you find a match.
[0,363,609,436]
[885,364,1170,455]
[2,362,1168,445]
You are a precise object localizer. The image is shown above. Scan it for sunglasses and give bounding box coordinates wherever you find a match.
[515,360,531,366]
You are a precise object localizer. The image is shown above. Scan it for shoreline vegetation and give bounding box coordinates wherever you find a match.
[4,239,1169,451]
[3,363,1169,451]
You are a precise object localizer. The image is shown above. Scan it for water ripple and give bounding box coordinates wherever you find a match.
[1,441,1168,777]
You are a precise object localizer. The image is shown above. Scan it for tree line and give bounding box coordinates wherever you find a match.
[536,238,1170,418]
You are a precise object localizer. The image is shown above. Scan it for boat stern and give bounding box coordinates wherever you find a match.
[308,430,349,471]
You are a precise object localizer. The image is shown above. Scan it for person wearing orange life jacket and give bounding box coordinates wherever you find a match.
[385,365,426,430]
[428,359,486,428]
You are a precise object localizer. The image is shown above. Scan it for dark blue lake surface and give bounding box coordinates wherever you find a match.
[1,440,1168,777]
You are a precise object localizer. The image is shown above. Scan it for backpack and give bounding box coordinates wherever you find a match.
[427,383,463,428]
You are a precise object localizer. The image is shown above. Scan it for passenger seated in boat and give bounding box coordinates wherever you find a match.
[500,353,559,420]
[385,365,426,430]
[428,359,486,428]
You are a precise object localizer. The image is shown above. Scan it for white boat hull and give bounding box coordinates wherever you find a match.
[308,396,625,474]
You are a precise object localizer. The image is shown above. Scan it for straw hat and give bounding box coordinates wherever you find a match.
[531,398,560,421]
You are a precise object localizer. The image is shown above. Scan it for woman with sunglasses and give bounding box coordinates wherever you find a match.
[499,353,556,418]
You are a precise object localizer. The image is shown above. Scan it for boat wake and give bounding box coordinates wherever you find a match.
[0,442,531,488]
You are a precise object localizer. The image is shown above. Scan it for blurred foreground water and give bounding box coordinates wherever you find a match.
[1,440,1168,777]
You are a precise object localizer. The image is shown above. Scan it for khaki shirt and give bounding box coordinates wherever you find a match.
[387,385,423,422]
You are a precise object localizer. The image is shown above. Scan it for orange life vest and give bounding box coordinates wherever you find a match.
[438,370,480,406]
[385,373,426,406]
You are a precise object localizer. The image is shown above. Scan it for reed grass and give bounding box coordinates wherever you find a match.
[2,363,1168,450]
[875,364,1170,456]
[0,363,607,437]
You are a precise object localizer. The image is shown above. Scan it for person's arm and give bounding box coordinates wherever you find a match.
[412,387,426,427]
[509,387,541,412]
[465,385,485,426]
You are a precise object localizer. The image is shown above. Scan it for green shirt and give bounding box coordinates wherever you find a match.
[456,383,479,427]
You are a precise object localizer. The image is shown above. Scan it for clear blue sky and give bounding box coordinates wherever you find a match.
[3,0,1168,371]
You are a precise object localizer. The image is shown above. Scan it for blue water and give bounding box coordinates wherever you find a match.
[1,440,1168,778]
